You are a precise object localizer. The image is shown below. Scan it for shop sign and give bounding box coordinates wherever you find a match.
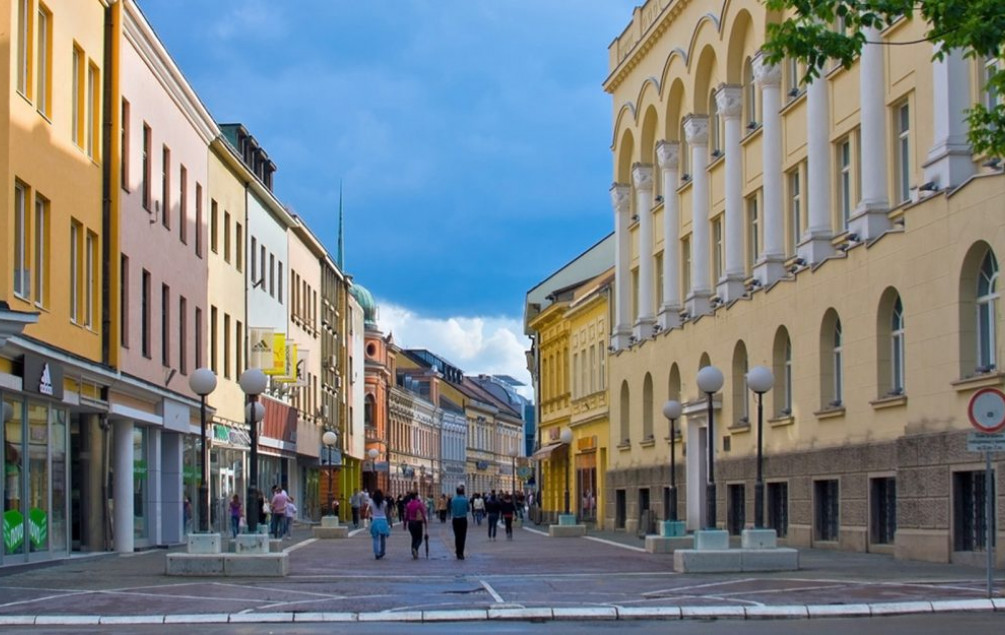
[475,460,489,471]
[577,436,597,451]
[28,508,47,549]
[214,425,230,442]
[21,354,63,400]
[374,461,389,472]
[3,509,24,552]
[183,464,198,484]
[133,460,147,477]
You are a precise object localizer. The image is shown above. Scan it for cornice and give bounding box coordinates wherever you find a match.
[604,0,692,94]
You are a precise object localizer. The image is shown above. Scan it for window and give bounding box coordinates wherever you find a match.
[161,146,170,227]
[631,268,639,323]
[744,58,758,128]
[727,484,745,535]
[210,200,218,252]
[120,255,129,347]
[179,165,188,243]
[709,90,721,156]
[642,373,654,440]
[980,56,999,111]
[223,211,231,263]
[223,313,231,379]
[814,479,840,541]
[895,101,910,204]
[278,261,284,303]
[732,343,749,425]
[142,124,151,210]
[890,297,905,393]
[767,482,789,537]
[194,184,203,257]
[259,245,266,287]
[72,46,82,145]
[678,122,689,182]
[833,319,844,406]
[85,231,96,328]
[121,99,130,188]
[953,470,996,552]
[179,296,187,375]
[210,306,218,373]
[236,320,243,378]
[36,4,51,117]
[34,194,48,306]
[250,236,257,281]
[86,62,98,158]
[838,137,852,230]
[235,223,243,272]
[70,220,81,322]
[747,194,760,271]
[977,250,999,372]
[655,251,664,309]
[785,57,800,99]
[681,237,691,297]
[161,284,170,366]
[870,477,896,545]
[269,253,276,297]
[14,182,28,298]
[788,169,802,256]
[713,216,723,282]
[194,306,203,368]
[16,0,30,96]
[141,270,151,357]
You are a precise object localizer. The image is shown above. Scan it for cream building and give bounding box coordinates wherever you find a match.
[604,0,1002,564]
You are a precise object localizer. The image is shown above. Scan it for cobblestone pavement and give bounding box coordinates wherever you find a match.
[0,519,1001,625]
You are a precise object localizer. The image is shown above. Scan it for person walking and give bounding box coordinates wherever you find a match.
[450,485,470,559]
[350,490,361,528]
[436,494,448,523]
[500,492,516,540]
[485,490,500,541]
[472,493,485,526]
[229,494,242,538]
[368,489,391,559]
[404,491,428,559]
[284,496,297,539]
[269,486,289,538]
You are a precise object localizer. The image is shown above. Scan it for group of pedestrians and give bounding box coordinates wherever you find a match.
[221,484,298,539]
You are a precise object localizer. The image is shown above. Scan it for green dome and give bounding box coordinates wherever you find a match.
[349,283,379,328]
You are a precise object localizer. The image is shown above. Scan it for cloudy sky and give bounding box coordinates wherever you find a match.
[138,0,635,389]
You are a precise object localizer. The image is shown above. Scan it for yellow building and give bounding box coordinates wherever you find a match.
[603,0,1002,564]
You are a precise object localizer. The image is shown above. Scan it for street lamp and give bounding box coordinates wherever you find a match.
[508,446,518,494]
[696,365,724,529]
[239,368,268,533]
[367,447,378,491]
[322,430,338,517]
[559,427,573,517]
[746,365,774,529]
[661,400,682,522]
[188,368,217,534]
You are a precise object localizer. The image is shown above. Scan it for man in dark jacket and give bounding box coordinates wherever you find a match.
[484,490,500,541]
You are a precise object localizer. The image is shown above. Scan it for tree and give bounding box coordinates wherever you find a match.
[762,0,1005,158]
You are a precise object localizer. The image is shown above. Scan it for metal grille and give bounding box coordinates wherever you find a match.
[814,479,839,541]
[870,477,896,545]
[767,482,788,537]
[954,470,997,552]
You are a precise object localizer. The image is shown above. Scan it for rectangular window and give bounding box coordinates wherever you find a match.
[260,246,266,286]
[814,479,840,542]
[980,57,999,110]
[895,101,910,204]
[16,0,31,96]
[70,220,82,322]
[788,169,801,256]
[194,184,203,257]
[838,138,852,230]
[785,57,800,98]
[210,306,218,373]
[121,99,130,189]
[250,236,258,282]
[953,470,996,551]
[85,230,96,328]
[236,320,243,378]
[654,251,664,309]
[179,165,188,243]
[142,124,151,210]
[14,182,28,298]
[161,146,170,228]
[210,200,218,253]
[141,269,151,357]
[86,62,98,158]
[120,255,129,347]
[179,296,187,375]
[194,306,203,368]
[767,482,789,537]
[223,211,231,263]
[223,313,231,380]
[235,223,243,272]
[161,284,170,366]
[36,4,51,117]
[269,253,276,297]
[72,45,82,145]
[631,268,639,323]
[681,237,691,297]
[870,477,897,545]
[712,216,723,282]
[278,261,284,304]
[747,195,760,270]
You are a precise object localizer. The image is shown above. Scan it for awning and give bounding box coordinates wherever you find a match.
[531,442,566,460]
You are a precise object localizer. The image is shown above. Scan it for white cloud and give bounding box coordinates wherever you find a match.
[376,301,533,398]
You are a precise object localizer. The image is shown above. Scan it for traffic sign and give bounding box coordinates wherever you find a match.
[967,431,1005,452]
[967,388,1005,433]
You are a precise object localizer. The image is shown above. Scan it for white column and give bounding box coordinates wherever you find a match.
[148,427,162,545]
[611,183,632,350]
[161,431,184,544]
[656,140,682,330]
[715,84,746,302]
[685,414,706,532]
[114,419,135,553]
[632,163,656,339]
[850,27,890,240]
[753,53,786,286]
[800,70,835,264]
[923,47,974,191]
[684,115,712,317]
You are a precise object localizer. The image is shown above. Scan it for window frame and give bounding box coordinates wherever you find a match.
[788,168,802,256]
[16,0,32,98]
[895,100,911,205]
[747,193,760,272]
[14,182,29,299]
[976,251,999,372]
[837,137,853,230]
[34,192,48,307]
[36,3,51,118]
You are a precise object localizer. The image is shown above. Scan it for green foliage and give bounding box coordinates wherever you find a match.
[762,0,1005,158]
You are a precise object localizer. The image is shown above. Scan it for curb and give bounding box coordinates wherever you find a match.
[3,598,1003,625]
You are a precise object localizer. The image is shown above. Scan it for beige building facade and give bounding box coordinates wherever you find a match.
[604,0,1002,564]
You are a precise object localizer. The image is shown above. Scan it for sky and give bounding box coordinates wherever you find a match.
[138,0,637,390]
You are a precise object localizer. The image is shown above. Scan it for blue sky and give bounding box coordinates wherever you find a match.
[139,0,635,386]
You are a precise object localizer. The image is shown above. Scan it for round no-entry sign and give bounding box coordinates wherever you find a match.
[967,387,1005,433]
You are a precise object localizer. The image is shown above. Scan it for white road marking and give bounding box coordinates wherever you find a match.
[480,579,505,604]
[582,536,646,552]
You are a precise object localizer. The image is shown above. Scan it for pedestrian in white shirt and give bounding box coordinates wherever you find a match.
[284,496,297,539]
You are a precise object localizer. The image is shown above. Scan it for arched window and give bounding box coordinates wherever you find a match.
[744,57,758,128]
[877,289,906,397]
[679,120,690,182]
[833,319,844,406]
[620,381,631,444]
[667,363,681,403]
[642,373,654,440]
[732,342,749,425]
[977,250,999,371]
[891,298,905,392]
[709,90,721,157]
[772,327,793,417]
[364,394,376,428]
[819,310,843,408]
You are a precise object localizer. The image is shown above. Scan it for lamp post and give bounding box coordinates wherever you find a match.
[661,400,682,522]
[239,368,268,533]
[508,446,518,494]
[696,365,724,529]
[322,430,338,516]
[746,365,774,529]
[188,368,217,534]
[367,447,378,492]
[559,427,573,517]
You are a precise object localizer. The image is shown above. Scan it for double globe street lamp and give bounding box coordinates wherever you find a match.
[239,368,268,533]
[188,368,218,534]
[696,365,724,529]
[746,365,775,529]
[322,430,339,517]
